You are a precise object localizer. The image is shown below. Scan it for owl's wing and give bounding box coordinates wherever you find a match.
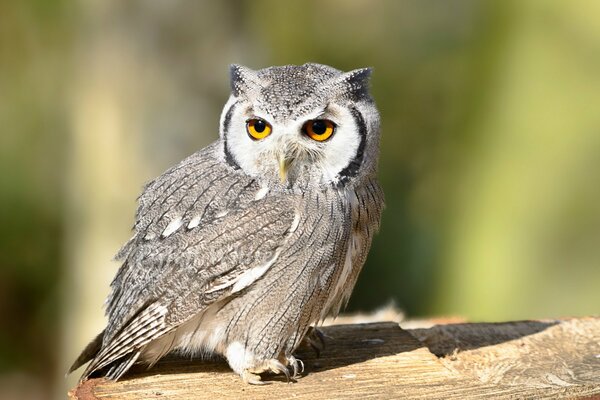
[77,143,298,379]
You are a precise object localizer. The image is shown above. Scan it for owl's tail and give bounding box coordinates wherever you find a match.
[67,329,104,377]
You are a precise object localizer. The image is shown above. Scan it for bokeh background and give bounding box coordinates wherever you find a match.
[1,0,599,398]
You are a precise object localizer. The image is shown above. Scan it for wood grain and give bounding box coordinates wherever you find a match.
[69,318,600,399]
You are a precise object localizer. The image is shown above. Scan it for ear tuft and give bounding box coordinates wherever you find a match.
[337,67,373,101]
[229,64,259,97]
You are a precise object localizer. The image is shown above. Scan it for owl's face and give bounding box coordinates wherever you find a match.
[219,63,380,190]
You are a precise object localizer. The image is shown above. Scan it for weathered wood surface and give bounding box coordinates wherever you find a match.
[69,317,600,399]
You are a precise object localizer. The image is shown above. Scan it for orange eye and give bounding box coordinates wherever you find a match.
[303,119,335,142]
[246,118,272,140]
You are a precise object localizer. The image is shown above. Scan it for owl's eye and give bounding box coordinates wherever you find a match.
[246,118,272,140]
[303,119,336,142]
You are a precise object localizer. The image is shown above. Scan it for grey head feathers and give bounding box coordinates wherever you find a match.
[229,63,373,119]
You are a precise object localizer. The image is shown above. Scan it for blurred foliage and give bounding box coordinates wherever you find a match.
[0,0,73,382]
[0,0,599,398]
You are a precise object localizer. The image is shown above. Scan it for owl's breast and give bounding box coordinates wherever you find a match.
[315,178,384,320]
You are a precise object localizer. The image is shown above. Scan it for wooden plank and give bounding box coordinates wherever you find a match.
[69,318,600,399]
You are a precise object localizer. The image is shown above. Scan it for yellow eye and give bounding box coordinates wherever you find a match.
[246,118,272,140]
[303,119,335,142]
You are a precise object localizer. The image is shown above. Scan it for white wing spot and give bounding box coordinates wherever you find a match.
[231,250,279,293]
[215,210,229,218]
[144,232,157,241]
[288,213,301,234]
[206,250,280,294]
[162,216,183,237]
[254,186,269,200]
[187,215,202,229]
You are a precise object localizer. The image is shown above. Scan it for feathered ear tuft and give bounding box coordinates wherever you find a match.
[335,67,373,101]
[229,64,260,97]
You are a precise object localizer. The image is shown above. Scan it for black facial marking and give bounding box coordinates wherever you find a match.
[337,105,367,186]
[222,101,241,169]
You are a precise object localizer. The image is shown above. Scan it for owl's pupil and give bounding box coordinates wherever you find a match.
[312,121,327,135]
[254,120,266,133]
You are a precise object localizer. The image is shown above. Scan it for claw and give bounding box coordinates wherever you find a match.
[269,359,290,383]
[240,355,305,384]
[291,356,304,378]
[285,355,304,379]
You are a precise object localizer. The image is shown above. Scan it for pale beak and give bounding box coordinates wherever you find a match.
[278,153,292,183]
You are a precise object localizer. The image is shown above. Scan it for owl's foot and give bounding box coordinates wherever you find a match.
[241,370,266,385]
[242,359,291,384]
[227,342,304,384]
[300,326,326,357]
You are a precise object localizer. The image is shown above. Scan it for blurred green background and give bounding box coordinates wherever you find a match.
[1,0,599,398]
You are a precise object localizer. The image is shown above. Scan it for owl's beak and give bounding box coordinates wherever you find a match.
[278,153,292,183]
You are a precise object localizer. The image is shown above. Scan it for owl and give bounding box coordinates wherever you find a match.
[69,63,384,384]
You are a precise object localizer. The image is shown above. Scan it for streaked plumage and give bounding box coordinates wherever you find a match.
[69,63,384,384]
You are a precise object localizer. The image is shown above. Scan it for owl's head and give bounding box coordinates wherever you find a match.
[219,63,380,190]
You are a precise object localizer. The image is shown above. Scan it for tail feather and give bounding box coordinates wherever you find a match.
[68,330,104,376]
[81,303,168,377]
[105,352,140,380]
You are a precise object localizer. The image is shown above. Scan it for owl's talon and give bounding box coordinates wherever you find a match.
[286,355,304,378]
[271,360,291,382]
